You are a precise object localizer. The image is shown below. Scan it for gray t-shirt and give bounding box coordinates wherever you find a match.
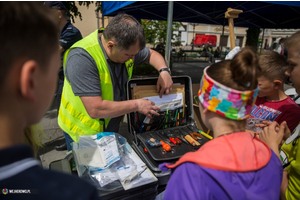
[65,36,150,132]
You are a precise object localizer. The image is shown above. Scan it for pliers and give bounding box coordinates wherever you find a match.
[190,132,203,140]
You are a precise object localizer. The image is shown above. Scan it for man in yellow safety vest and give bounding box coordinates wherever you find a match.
[58,13,173,151]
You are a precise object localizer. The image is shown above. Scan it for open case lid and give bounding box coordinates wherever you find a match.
[126,75,194,140]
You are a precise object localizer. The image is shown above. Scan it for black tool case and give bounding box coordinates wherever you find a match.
[126,76,210,186]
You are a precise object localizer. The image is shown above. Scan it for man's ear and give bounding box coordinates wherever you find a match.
[20,60,38,101]
[107,41,115,52]
[273,79,282,89]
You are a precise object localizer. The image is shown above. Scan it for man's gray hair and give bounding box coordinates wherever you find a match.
[103,13,146,50]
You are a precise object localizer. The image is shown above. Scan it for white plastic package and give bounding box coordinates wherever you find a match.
[225,46,241,60]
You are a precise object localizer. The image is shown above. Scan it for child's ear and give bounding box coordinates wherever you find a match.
[273,79,282,89]
[199,102,209,114]
[20,60,38,101]
[203,108,209,114]
[57,10,62,19]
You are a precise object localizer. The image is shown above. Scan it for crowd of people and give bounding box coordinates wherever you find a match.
[2,1,300,200]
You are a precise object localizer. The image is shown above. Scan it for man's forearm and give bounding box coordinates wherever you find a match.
[82,97,139,119]
[148,49,168,71]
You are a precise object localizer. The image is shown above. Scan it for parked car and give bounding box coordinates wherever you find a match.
[193,34,217,47]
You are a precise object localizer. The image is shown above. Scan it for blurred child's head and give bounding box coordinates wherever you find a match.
[257,51,288,98]
[284,31,300,94]
[198,49,261,131]
[0,2,59,126]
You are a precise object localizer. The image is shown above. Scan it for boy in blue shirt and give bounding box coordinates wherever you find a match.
[0,2,100,199]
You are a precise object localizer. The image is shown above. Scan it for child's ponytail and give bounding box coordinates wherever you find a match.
[230,49,261,90]
[207,48,261,91]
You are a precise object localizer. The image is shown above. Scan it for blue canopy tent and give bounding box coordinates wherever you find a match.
[103,1,300,28]
[102,1,300,66]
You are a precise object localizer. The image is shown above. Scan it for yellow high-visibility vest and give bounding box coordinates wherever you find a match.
[58,29,133,142]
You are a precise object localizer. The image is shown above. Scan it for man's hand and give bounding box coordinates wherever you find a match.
[157,71,173,98]
[136,99,161,119]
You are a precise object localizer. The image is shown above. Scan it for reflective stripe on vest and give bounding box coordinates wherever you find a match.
[58,29,133,142]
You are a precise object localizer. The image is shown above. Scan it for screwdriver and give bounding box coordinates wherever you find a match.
[160,140,171,151]
[166,139,176,147]
[169,137,177,145]
[174,137,182,144]
[199,130,213,140]
[184,135,200,146]
[178,135,189,144]
[159,131,174,146]
[156,131,172,151]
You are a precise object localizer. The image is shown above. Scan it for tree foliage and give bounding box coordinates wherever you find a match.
[141,20,183,46]
[245,28,261,52]
[62,1,101,23]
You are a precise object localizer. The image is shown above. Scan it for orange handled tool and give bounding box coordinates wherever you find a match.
[160,140,171,151]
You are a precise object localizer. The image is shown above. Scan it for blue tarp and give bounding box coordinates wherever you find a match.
[102,1,136,16]
[102,1,300,28]
[266,1,300,7]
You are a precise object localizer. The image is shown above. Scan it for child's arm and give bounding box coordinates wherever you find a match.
[280,170,288,200]
[260,121,289,200]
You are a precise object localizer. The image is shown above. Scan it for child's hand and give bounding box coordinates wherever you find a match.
[260,121,285,151]
[255,120,272,129]
[281,121,291,141]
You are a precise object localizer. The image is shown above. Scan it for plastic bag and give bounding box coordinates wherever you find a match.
[78,132,127,169]
[75,132,138,191]
[225,46,241,60]
[88,153,137,190]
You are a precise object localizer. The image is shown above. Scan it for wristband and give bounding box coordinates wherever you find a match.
[159,68,171,75]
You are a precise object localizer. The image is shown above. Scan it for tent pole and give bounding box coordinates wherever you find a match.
[165,1,174,69]
[260,27,265,55]
[221,20,225,54]
[228,18,235,50]
[225,8,243,50]
[102,15,104,28]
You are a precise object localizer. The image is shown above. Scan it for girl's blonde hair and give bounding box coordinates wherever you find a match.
[24,124,45,157]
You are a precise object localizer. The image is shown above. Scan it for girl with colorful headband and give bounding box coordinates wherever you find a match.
[158,49,283,200]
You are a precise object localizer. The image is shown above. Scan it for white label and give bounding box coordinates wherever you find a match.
[75,147,106,168]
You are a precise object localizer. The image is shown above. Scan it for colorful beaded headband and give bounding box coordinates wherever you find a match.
[198,66,258,120]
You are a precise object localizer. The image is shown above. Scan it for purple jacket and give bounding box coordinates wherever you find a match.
[159,132,283,200]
